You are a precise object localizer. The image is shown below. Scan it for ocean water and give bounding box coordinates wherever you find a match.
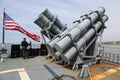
[0,43,40,57]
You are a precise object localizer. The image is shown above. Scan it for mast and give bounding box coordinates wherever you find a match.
[2,8,5,49]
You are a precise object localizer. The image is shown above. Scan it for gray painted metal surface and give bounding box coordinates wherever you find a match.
[54,7,105,53]
[61,15,108,63]
[34,7,108,66]
[42,8,66,30]
[47,22,80,58]
[0,57,77,80]
[48,22,80,49]
[34,8,66,39]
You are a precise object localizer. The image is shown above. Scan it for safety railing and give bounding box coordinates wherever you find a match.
[100,50,120,64]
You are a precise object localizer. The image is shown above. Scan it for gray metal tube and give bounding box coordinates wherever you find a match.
[50,24,62,34]
[54,7,105,53]
[55,18,66,30]
[67,22,80,31]
[61,15,108,63]
[42,8,66,30]
[48,29,69,48]
[35,14,50,29]
[47,22,80,58]
[54,20,91,53]
[34,8,66,38]
[35,13,62,35]
[42,8,54,21]
[53,51,61,59]
[48,22,80,48]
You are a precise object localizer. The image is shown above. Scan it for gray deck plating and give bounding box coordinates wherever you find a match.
[0,56,77,80]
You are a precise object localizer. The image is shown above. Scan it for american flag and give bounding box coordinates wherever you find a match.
[3,12,40,42]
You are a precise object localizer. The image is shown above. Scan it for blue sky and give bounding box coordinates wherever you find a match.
[0,0,120,44]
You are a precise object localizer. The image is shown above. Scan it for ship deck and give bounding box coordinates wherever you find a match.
[0,56,120,80]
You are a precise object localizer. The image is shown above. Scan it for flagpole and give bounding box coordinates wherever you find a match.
[2,24,5,49]
[2,8,5,49]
